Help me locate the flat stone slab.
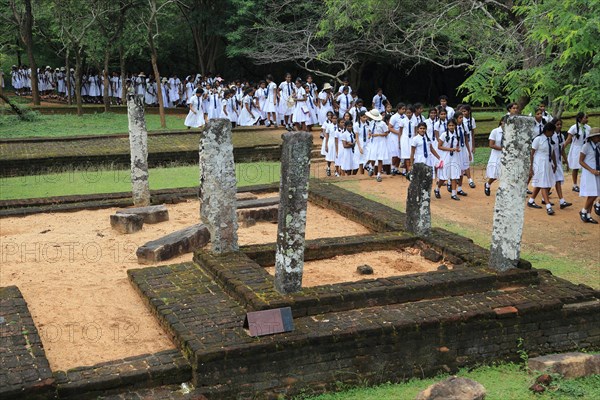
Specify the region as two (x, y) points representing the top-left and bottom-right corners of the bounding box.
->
(528, 352), (600, 378)
(0, 286), (54, 400)
(136, 224), (210, 264)
(237, 204), (279, 223)
(110, 213), (144, 234)
(236, 192), (258, 201)
(116, 204), (169, 224)
(236, 197), (280, 210)
(416, 376), (486, 400)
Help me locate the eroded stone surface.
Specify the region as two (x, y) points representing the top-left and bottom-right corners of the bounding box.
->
(528, 352), (600, 378)
(274, 132), (313, 294)
(489, 116), (535, 271)
(116, 204), (169, 224)
(237, 204), (279, 223)
(199, 119), (238, 253)
(136, 224), (210, 264)
(406, 163), (432, 236)
(110, 213), (144, 234)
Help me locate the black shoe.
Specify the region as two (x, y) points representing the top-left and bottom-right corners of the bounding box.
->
(451, 195), (460, 201)
(457, 190), (468, 196)
(547, 208), (555, 215)
(527, 202), (542, 209)
(326, 168), (331, 177)
(447, 184), (452, 193)
(572, 186), (580, 192)
(434, 189), (441, 199)
(469, 181), (476, 188)
(526, 189), (533, 195)
(579, 211), (588, 222)
(484, 185), (491, 196)
(541, 200), (554, 206)
(594, 203), (600, 216)
(559, 202), (572, 209)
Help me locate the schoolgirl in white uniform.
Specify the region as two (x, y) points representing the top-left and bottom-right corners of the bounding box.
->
(408, 122), (440, 178)
(399, 105), (418, 175)
(255, 80), (268, 122)
(372, 88), (387, 114)
(435, 119), (462, 200)
(461, 105), (477, 188)
(439, 95), (455, 120)
(322, 113), (337, 176)
(304, 83), (319, 129)
(278, 73), (295, 130)
(549, 118), (572, 209)
(305, 75), (317, 98)
(238, 87), (260, 126)
(338, 121), (360, 174)
(578, 130), (600, 223)
(349, 99), (366, 123)
(263, 75), (278, 127)
(354, 111), (371, 174)
(484, 117), (506, 196)
(292, 79), (309, 131)
(336, 86), (353, 119)
(453, 113), (471, 196)
(184, 77), (195, 104)
(527, 122), (558, 215)
(387, 103), (406, 175)
(184, 88), (205, 129)
(321, 111), (334, 154)
(424, 108), (439, 175)
(317, 83), (335, 125)
(564, 112), (591, 192)
(334, 118), (346, 176)
(225, 90), (239, 127)
(365, 109), (389, 182)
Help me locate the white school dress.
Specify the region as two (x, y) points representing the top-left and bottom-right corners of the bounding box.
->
(349, 106), (366, 124)
(354, 121), (371, 165)
(367, 121), (390, 162)
(292, 87), (309, 124)
(306, 94), (319, 125)
(533, 120), (546, 137)
(399, 116), (417, 160)
(567, 123), (591, 169)
(185, 82), (195, 104)
(256, 87), (267, 119)
(486, 127), (503, 180)
(372, 94), (387, 113)
(334, 127), (345, 166)
(426, 118), (439, 154)
(338, 130), (358, 171)
(318, 92), (334, 124)
(463, 116), (476, 162)
(442, 106), (455, 120)
(325, 124), (339, 163)
(88, 75), (100, 97)
(184, 95), (205, 128)
(238, 95), (260, 126)
(531, 135), (556, 189)
(438, 131), (462, 181)
(552, 131), (565, 183)
(206, 92), (221, 119)
(263, 82), (277, 114)
(388, 113), (403, 159)
(161, 83), (170, 107)
(144, 82), (156, 105)
(168, 78), (180, 104)
(225, 97), (238, 124)
(579, 141), (600, 197)
(457, 123), (471, 171)
(336, 93), (353, 119)
(411, 134), (434, 167)
(11, 70), (22, 90)
(278, 81), (295, 116)
(321, 120), (332, 155)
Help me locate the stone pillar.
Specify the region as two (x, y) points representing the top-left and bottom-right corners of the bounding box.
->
(127, 88), (151, 206)
(199, 119), (238, 253)
(405, 163), (432, 236)
(489, 116), (534, 271)
(274, 132), (313, 294)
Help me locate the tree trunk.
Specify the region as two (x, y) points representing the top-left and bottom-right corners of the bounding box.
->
(75, 50), (83, 116)
(23, 0), (39, 106)
(149, 37), (166, 128)
(16, 36), (22, 66)
(119, 45), (127, 104)
(126, 87), (150, 206)
(0, 92), (25, 119)
(103, 49), (111, 112)
(65, 48), (72, 105)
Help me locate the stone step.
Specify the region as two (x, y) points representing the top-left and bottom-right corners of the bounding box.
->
(237, 204), (279, 223)
(110, 213), (144, 234)
(136, 224), (210, 264)
(116, 204), (169, 224)
(236, 197), (280, 210)
(528, 351), (600, 378)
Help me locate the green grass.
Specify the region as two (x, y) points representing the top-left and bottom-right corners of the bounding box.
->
(0, 112), (185, 138)
(0, 162), (280, 200)
(300, 363), (600, 400)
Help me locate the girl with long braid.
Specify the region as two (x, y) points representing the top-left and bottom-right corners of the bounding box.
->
(564, 112), (591, 192)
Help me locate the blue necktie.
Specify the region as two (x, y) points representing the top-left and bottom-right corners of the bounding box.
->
(287, 83), (291, 96)
(459, 127), (465, 147)
(547, 137), (553, 162)
(408, 121), (412, 138)
(379, 96), (382, 108)
(594, 144), (600, 171)
(362, 125), (367, 142)
(556, 132), (563, 161)
(423, 136), (428, 158)
(213, 94), (217, 108)
(450, 136), (455, 156)
(345, 95), (349, 109)
(350, 132), (355, 153)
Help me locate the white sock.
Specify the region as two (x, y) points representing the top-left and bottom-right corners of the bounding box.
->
(546, 203), (552, 210)
(485, 182), (490, 188)
(596, 202), (600, 207)
(469, 178), (473, 183)
(452, 190), (457, 196)
(582, 208), (587, 213)
(528, 198), (534, 203)
(458, 186), (463, 192)
(587, 213), (592, 218)
(377, 173), (381, 177)
(560, 198), (566, 204)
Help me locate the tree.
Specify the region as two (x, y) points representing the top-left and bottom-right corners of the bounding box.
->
(4, 0), (40, 105)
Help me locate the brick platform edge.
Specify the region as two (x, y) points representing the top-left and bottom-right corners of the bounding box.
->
(0, 286), (54, 400)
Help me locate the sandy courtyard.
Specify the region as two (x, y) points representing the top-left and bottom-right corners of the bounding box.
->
(266, 248), (450, 287)
(0, 199), (369, 371)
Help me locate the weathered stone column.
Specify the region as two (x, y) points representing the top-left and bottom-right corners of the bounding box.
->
(489, 116), (534, 271)
(199, 119), (238, 253)
(405, 163), (433, 236)
(274, 132), (313, 294)
(127, 88), (150, 206)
